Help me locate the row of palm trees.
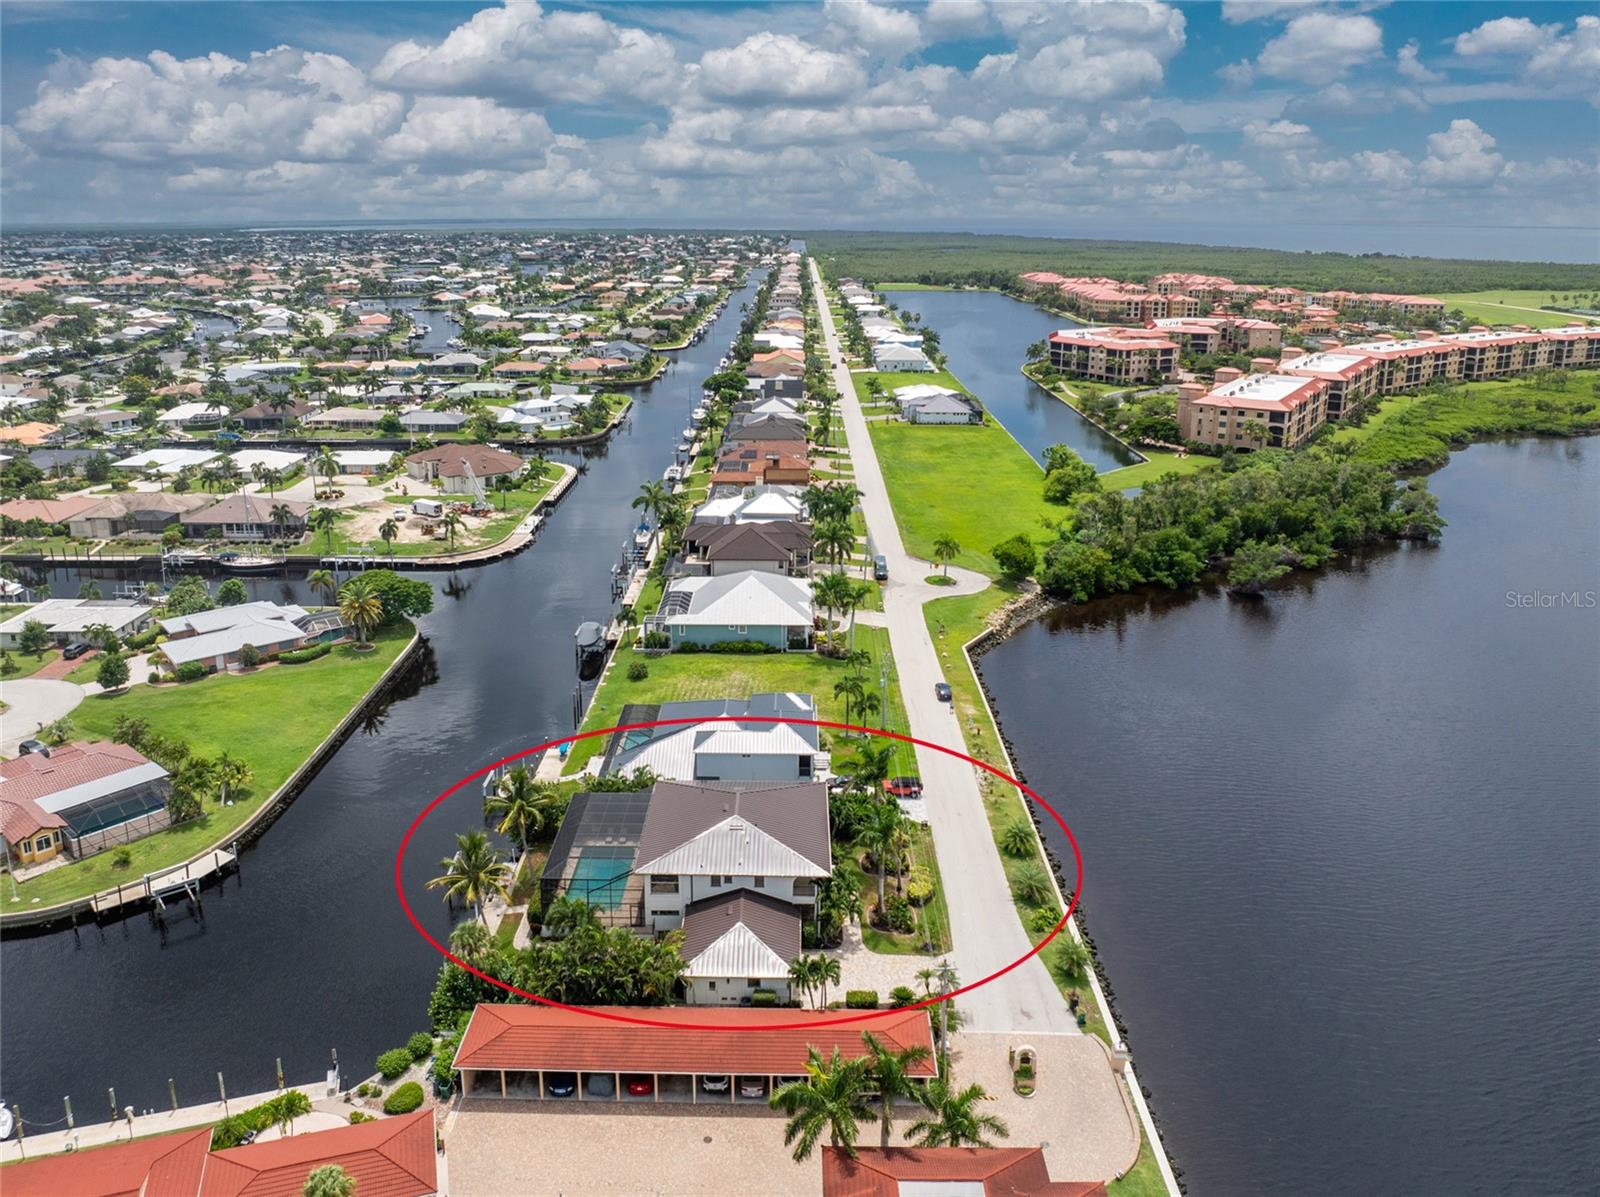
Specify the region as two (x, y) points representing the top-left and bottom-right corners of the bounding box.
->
(426, 766), (563, 923)
(772, 1035), (1007, 1161)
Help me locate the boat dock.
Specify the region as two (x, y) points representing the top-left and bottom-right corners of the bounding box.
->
(89, 848), (237, 918)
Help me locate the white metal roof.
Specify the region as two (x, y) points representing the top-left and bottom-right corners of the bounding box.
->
(635, 815), (827, 878)
(681, 922), (791, 979)
(662, 571), (811, 628)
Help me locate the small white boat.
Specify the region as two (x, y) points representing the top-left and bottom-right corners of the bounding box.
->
(690, 406), (707, 426)
(680, 426), (696, 441)
(0, 1103), (12, 1140)
(676, 440), (692, 454)
(662, 464), (682, 483)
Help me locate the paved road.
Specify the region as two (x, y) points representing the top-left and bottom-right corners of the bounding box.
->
(811, 259), (1075, 1034)
(0, 679), (86, 754)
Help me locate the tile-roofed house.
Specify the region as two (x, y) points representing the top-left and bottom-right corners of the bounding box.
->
(0, 1124), (213, 1197)
(711, 441), (809, 487)
(67, 492), (214, 539)
(404, 444), (524, 494)
(0, 741), (170, 863)
(180, 495), (309, 541)
(453, 1004), (935, 1095)
(820, 1146), (1107, 1197)
(0, 495), (103, 526)
(680, 888), (802, 1003)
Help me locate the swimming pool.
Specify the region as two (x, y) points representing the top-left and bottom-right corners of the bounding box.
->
(567, 847), (634, 910)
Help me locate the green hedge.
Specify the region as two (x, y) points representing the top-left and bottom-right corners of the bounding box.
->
(376, 1047), (413, 1080)
(407, 1032), (434, 1061)
(174, 661), (207, 683)
(278, 643), (332, 665)
(676, 640), (780, 654)
(845, 989), (879, 1009)
(751, 988), (778, 1007)
(382, 1081), (425, 1115)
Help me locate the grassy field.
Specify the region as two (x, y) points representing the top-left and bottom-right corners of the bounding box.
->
(1106, 1135), (1170, 1196)
(1098, 450), (1216, 491)
(1438, 290), (1600, 330)
(561, 624), (906, 775)
(3, 646), (63, 679)
(1335, 370), (1600, 468)
(866, 417), (1058, 576)
(12, 622), (414, 907)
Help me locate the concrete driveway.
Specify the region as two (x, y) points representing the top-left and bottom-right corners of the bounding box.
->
(0, 679), (85, 754)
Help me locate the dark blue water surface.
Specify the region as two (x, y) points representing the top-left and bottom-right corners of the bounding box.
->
(979, 438), (1600, 1195)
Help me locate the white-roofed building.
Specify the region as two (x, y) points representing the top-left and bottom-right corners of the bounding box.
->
(157, 601), (342, 673)
(230, 448), (305, 474)
(0, 599), (154, 649)
(646, 570), (813, 651)
(155, 401), (228, 427)
(691, 486), (806, 526)
(113, 447), (220, 475)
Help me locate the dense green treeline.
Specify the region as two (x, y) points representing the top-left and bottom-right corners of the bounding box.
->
(803, 231), (1598, 294)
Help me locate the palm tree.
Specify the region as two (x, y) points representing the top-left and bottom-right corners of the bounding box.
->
(858, 800), (908, 916)
(770, 1047), (872, 1162)
(812, 571), (855, 649)
(833, 675), (865, 726)
(307, 568), (336, 605)
(441, 511), (464, 549)
(932, 534), (960, 576)
(268, 503), (296, 546)
(309, 506), (339, 553)
(338, 576), (384, 647)
(632, 479), (671, 525)
(814, 517), (855, 567)
(427, 829), (511, 924)
(213, 752), (252, 806)
(302, 1163), (357, 1197)
(483, 765), (556, 852)
(449, 919), (493, 963)
(315, 448), (339, 492)
(378, 516), (400, 557)
(812, 953), (842, 1008)
(788, 955), (820, 1009)
(907, 1077), (1009, 1148)
(861, 1031), (933, 1148)
(845, 740), (895, 796)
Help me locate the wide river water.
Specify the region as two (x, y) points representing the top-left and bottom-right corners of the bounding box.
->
(980, 434), (1599, 1194)
(0, 272), (764, 1119)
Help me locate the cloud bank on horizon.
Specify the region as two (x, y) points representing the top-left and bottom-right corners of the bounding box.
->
(1, 0), (1596, 256)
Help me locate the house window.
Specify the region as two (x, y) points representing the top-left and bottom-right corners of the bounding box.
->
(710, 876), (722, 888)
(747, 979), (760, 988)
(753, 877), (765, 888)
(650, 875), (679, 894)
(708, 981), (717, 992)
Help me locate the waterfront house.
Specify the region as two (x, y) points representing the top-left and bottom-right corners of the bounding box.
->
(236, 395), (312, 430)
(0, 598), (153, 648)
(872, 343), (934, 372)
(400, 407), (471, 434)
(0, 741), (171, 863)
(691, 486), (807, 526)
(599, 694), (821, 784)
(180, 494), (309, 542)
(423, 351), (487, 376)
(723, 413), (807, 444)
(158, 601), (337, 672)
(647, 570), (813, 650)
(303, 405), (385, 432)
(0, 495), (102, 528)
(894, 384), (982, 425)
(680, 888), (803, 1003)
(0, 1108), (437, 1197)
(66, 492), (212, 538)
(678, 520), (811, 576)
(113, 447), (220, 475)
(155, 401), (228, 429)
(452, 1004), (934, 1102)
(711, 442), (809, 488)
(405, 444), (524, 494)
(821, 1147), (1107, 1197)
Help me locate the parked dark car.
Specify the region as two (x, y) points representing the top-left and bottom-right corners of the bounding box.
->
(544, 1072), (577, 1097)
(737, 1078), (767, 1099)
(882, 776), (923, 798)
(584, 1073), (615, 1099)
(625, 1076), (654, 1097)
(16, 740), (49, 757)
(873, 555), (889, 581)
(934, 681), (952, 702)
(61, 642), (92, 660)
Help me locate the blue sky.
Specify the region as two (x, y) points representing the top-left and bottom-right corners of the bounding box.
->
(2, 2), (1596, 260)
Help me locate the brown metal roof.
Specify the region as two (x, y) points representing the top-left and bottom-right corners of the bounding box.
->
(681, 890), (802, 965)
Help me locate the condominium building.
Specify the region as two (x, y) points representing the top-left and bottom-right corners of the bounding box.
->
(1177, 372), (1330, 450)
(1046, 327), (1178, 383)
(1340, 338), (1463, 392)
(1440, 328), (1553, 380)
(1278, 349), (1384, 419)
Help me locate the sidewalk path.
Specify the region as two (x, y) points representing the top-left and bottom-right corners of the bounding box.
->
(811, 259), (1073, 1035)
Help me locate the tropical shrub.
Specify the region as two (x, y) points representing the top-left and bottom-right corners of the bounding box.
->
(238, 642), (262, 668)
(751, 989), (778, 1007)
(1012, 862), (1056, 906)
(1053, 936), (1093, 981)
(905, 867), (934, 905)
(209, 1091), (311, 1149)
(174, 661), (207, 683)
(884, 894), (916, 933)
(845, 989), (879, 1009)
(376, 1047), (413, 1080)
(889, 986), (917, 1008)
(407, 1032), (434, 1061)
(349, 1111), (375, 1124)
(382, 1081), (425, 1115)
(1029, 906), (1062, 935)
(627, 661), (649, 681)
(640, 631), (671, 650)
(676, 640), (778, 654)
(278, 643), (331, 665)
(999, 820), (1036, 858)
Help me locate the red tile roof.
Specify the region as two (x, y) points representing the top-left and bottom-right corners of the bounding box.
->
(0, 1112), (436, 1197)
(0, 741), (157, 806)
(454, 1004), (937, 1077)
(0, 1125), (212, 1197)
(821, 1146), (1107, 1197)
(203, 1109), (436, 1197)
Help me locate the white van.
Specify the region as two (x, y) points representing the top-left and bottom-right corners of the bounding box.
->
(411, 498), (445, 518)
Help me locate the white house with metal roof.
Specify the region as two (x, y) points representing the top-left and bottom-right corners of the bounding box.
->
(647, 570), (813, 650)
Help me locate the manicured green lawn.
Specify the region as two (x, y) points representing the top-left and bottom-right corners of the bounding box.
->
(12, 622), (414, 908)
(839, 822), (952, 955)
(866, 418), (1057, 576)
(1107, 1135), (1170, 1197)
(562, 624), (901, 775)
(2, 647), (62, 679)
(1097, 450), (1216, 491)
(1437, 290), (1599, 330)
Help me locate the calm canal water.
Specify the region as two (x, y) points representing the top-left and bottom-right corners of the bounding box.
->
(980, 438), (1600, 1195)
(881, 287), (1137, 471)
(0, 275), (763, 1118)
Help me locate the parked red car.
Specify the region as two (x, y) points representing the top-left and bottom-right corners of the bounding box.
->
(882, 776), (923, 798)
(625, 1076), (654, 1097)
